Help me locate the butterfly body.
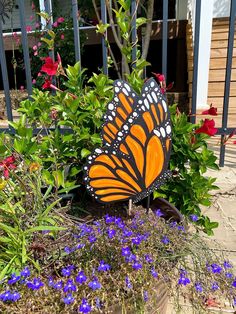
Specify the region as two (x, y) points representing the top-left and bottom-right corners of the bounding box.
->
(84, 79), (172, 204)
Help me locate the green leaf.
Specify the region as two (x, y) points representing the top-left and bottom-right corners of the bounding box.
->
(25, 225), (66, 234)
(81, 148), (91, 159)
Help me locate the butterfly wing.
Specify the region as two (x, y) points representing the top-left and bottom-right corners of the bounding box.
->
(102, 80), (138, 146)
(84, 78), (172, 204)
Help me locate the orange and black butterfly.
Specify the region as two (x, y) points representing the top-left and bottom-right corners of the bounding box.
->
(83, 78), (172, 204)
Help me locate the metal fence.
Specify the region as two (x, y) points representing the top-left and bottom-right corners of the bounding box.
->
(0, 0), (235, 166)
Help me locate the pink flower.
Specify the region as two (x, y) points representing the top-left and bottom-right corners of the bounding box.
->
(34, 51), (38, 56)
(37, 42), (42, 47)
(20, 86), (24, 91)
(30, 15), (34, 21)
(31, 2), (35, 10)
(35, 22), (40, 29)
(37, 72), (42, 77)
(32, 45), (37, 51)
(32, 79), (36, 84)
(52, 21), (58, 28)
(233, 141), (236, 144)
(60, 34), (65, 40)
(0, 155), (17, 179)
(152, 73), (165, 82)
(13, 32), (17, 38)
(57, 17), (65, 24)
(26, 25), (32, 32)
(195, 119), (218, 136)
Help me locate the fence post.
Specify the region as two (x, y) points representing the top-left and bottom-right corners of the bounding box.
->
(131, 0), (137, 67)
(72, 0), (81, 63)
(219, 0), (236, 167)
(18, 0), (33, 97)
(0, 21), (13, 122)
(101, 0), (108, 75)
(190, 0), (201, 124)
(162, 0), (168, 80)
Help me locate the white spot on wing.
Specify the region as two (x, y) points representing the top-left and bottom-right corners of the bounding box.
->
(154, 130), (160, 137)
(144, 99), (149, 109)
(150, 81), (155, 87)
(122, 88), (129, 96)
(124, 83), (131, 92)
(162, 100), (167, 112)
(115, 87), (119, 93)
(147, 94), (153, 103)
(95, 148), (102, 154)
(151, 91), (157, 102)
(108, 103), (114, 110)
(160, 127), (166, 137)
(166, 125), (171, 134)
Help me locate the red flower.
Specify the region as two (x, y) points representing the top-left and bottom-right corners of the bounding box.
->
(228, 129), (236, 139)
(57, 17), (65, 24)
(233, 140), (236, 144)
(42, 77), (52, 89)
(202, 104), (218, 116)
(0, 155), (17, 179)
(152, 72), (165, 82)
(41, 57), (59, 76)
(195, 119), (217, 136)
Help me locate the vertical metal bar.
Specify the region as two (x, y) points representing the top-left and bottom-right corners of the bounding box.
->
(190, 0), (201, 124)
(44, 0), (54, 61)
(101, 0), (108, 75)
(131, 0), (137, 67)
(219, 0), (236, 167)
(0, 21), (13, 122)
(162, 0), (168, 80)
(18, 0), (33, 97)
(72, 0), (81, 63)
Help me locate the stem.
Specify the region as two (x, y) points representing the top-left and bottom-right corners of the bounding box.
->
(141, 0), (154, 60)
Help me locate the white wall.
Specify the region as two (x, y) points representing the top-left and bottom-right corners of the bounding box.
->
(213, 0), (231, 18)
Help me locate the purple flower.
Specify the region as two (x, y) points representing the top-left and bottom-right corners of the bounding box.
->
(105, 214), (114, 224)
(145, 254), (153, 263)
(211, 282), (219, 291)
(178, 271), (190, 286)
(63, 294), (74, 305)
(54, 281), (63, 290)
(224, 261), (232, 269)
(125, 276), (132, 289)
(132, 237), (142, 246)
(161, 236), (170, 245)
(8, 273), (21, 285)
(189, 214), (198, 222)
(226, 272), (233, 279)
(61, 267), (72, 277)
(63, 279), (77, 293)
(76, 243), (85, 249)
(121, 246), (131, 257)
(79, 298), (92, 313)
(107, 228), (116, 239)
(125, 253), (137, 263)
(48, 276), (54, 287)
(132, 261), (142, 270)
(169, 221), (177, 228)
(123, 229), (133, 237)
(11, 291), (21, 302)
(151, 268), (158, 278)
(88, 277), (101, 290)
(177, 225), (185, 232)
(88, 235), (97, 243)
(155, 208), (163, 217)
(0, 290), (12, 302)
(20, 267), (30, 278)
(64, 246), (72, 254)
(211, 263), (222, 274)
(76, 271), (87, 284)
(195, 282), (203, 293)
(98, 260), (110, 272)
(232, 279), (236, 288)
(143, 290), (148, 302)
(27, 278), (44, 290)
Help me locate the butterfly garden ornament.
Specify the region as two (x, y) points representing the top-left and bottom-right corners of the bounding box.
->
(84, 78), (172, 205)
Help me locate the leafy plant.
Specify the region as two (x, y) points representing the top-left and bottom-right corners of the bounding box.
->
(154, 105), (219, 235)
(0, 153), (66, 278)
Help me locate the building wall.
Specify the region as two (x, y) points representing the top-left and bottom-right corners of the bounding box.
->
(213, 0), (231, 18)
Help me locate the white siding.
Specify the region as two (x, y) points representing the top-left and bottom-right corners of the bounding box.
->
(2, 0), (33, 31)
(213, 0), (230, 18)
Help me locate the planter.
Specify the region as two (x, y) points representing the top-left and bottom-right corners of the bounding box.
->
(150, 197), (183, 223)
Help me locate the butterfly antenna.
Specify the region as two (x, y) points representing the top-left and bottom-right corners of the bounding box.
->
(146, 195), (150, 215)
(128, 199), (132, 216)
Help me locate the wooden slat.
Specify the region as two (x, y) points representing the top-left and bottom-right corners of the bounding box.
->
(188, 47), (236, 59)
(189, 82), (236, 97)
(188, 69), (236, 82)
(186, 38), (236, 49)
